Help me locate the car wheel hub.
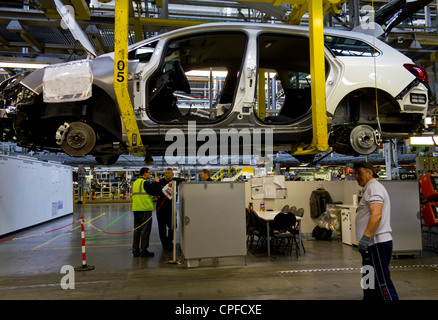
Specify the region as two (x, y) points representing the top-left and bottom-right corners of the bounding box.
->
(61, 121), (96, 156)
(67, 129), (87, 148)
(350, 124), (379, 155)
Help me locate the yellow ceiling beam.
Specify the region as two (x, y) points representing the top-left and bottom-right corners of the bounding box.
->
(287, 2), (308, 25)
(235, 0), (344, 14)
(430, 51), (438, 62)
(40, 0), (90, 20)
(129, 17), (210, 28)
(70, 0), (91, 20)
(235, 0), (345, 25)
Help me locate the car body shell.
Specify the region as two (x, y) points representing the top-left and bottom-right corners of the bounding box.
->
(0, 22), (429, 162)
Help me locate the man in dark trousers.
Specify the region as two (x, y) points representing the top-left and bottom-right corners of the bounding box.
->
(354, 161), (398, 300)
(157, 168), (174, 251)
(131, 167), (168, 258)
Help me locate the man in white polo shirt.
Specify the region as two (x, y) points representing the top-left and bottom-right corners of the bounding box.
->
(354, 161), (398, 300)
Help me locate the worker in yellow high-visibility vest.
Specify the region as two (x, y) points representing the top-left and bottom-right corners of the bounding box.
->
(131, 167), (169, 257)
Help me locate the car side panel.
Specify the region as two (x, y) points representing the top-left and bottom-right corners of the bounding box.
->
(327, 55), (416, 115)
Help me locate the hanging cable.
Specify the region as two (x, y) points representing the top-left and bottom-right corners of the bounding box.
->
(371, 0), (382, 133)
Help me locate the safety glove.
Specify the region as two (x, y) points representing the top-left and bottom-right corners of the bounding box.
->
(358, 234), (371, 255)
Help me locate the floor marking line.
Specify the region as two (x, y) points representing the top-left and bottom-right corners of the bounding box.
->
(88, 211), (130, 241)
(72, 212), (108, 230)
(35, 244), (132, 250)
(0, 280), (110, 291)
(31, 233), (69, 251)
(32, 213), (108, 251)
(278, 264), (438, 274)
(31, 242), (165, 250)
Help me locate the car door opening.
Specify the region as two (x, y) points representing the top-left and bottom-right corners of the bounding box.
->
(146, 32), (247, 124)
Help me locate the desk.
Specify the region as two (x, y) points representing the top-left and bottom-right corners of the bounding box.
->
(254, 210), (303, 256)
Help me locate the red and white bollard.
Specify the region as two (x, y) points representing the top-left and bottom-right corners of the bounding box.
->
(75, 216), (95, 271)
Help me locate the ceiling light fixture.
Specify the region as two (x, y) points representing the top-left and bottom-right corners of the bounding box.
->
(0, 62), (50, 69)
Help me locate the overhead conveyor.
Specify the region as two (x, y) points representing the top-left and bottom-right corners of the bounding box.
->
(238, 0), (345, 155)
(113, 0), (344, 158)
(232, 0), (345, 155)
(114, 0), (212, 159)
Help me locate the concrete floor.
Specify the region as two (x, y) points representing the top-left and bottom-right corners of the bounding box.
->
(1, 203), (437, 301)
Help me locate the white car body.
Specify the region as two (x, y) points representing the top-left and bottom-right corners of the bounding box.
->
(326, 29), (427, 115)
(0, 22), (430, 164)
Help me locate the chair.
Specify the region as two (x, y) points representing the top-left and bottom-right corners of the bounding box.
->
(246, 208), (254, 249)
(281, 205), (289, 212)
(291, 208), (306, 253)
(289, 206), (297, 215)
(271, 212), (299, 258)
(247, 209), (268, 254)
(295, 207), (304, 217)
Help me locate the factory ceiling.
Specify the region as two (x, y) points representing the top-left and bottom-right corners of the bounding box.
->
(0, 0), (437, 70)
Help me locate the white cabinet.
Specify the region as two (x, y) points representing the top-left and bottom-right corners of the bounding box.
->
(179, 181), (247, 267)
(340, 205), (357, 246)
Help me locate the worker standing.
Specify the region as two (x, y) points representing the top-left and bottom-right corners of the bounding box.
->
(131, 167), (166, 258)
(157, 168), (174, 251)
(354, 161), (398, 300)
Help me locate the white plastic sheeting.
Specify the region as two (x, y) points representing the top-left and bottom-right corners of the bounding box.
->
(43, 60), (93, 102)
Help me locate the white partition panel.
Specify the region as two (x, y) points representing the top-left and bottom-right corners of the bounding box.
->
(0, 155), (73, 236)
(380, 181), (422, 253)
(179, 181), (246, 267)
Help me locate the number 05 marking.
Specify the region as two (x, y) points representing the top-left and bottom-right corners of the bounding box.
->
(116, 60), (125, 82)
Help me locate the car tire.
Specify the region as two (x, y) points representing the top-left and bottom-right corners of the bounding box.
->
(95, 154), (120, 165)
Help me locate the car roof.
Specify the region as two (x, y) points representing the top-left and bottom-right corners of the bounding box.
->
(128, 22), (381, 50)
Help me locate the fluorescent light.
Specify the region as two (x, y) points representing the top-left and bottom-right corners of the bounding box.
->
(186, 70), (228, 77)
(409, 136), (435, 146)
(0, 62), (49, 69)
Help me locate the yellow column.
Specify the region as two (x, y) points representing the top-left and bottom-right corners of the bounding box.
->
(114, 0), (146, 156)
(308, 0), (329, 151)
(132, 1), (144, 43)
